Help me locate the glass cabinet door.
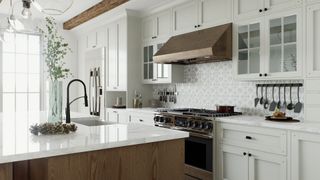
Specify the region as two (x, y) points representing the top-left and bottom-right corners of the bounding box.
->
(237, 23), (261, 75)
(143, 45), (154, 80)
(155, 43), (169, 79)
(269, 15), (297, 73)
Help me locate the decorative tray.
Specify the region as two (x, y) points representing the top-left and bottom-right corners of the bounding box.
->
(265, 116), (300, 122)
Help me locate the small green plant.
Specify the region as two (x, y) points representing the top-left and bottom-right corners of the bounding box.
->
(38, 17), (72, 81)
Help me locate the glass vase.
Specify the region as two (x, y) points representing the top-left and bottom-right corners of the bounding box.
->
(48, 80), (63, 123)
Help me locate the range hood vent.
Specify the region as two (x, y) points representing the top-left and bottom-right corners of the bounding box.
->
(154, 23), (232, 64)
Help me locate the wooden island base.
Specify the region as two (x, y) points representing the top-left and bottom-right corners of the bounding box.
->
(0, 139), (184, 180)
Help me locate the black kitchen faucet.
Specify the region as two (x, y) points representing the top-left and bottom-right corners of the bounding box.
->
(65, 79), (88, 123)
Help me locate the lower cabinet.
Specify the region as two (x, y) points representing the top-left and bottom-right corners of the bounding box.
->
(291, 132), (320, 180)
(128, 111), (155, 126)
(219, 145), (287, 180)
(105, 108), (128, 123)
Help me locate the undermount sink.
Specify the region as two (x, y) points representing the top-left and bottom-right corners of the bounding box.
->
(72, 117), (115, 126)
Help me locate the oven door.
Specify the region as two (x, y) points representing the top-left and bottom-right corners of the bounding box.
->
(185, 135), (213, 172)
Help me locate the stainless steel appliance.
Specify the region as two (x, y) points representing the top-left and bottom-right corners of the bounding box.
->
(154, 108), (242, 180)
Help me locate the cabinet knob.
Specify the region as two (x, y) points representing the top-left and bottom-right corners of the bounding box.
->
(264, 8), (268, 11)
(259, 73), (263, 77)
(264, 73), (268, 77)
(259, 9), (263, 12)
(197, 25), (201, 28)
(248, 153), (252, 157)
(194, 25), (197, 28)
(139, 119), (144, 122)
(243, 152), (247, 156)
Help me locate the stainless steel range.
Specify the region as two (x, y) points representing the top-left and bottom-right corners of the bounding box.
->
(154, 108), (242, 180)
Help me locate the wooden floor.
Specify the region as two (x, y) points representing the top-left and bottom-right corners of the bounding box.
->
(0, 139), (185, 180)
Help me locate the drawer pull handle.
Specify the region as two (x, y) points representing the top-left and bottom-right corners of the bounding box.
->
(139, 119), (144, 122)
(245, 136), (252, 140)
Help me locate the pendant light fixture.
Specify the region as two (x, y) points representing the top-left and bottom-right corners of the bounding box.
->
(32, 0), (73, 15)
(6, 0), (25, 32)
(21, 0), (32, 19)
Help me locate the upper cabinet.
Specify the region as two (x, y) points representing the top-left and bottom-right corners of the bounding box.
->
(306, 3), (320, 78)
(142, 38), (184, 84)
(234, 0), (303, 20)
(86, 27), (106, 49)
(173, 0), (232, 35)
(234, 9), (303, 80)
(106, 18), (127, 91)
(142, 9), (172, 41)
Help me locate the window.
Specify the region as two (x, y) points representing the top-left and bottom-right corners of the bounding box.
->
(1, 32), (42, 112)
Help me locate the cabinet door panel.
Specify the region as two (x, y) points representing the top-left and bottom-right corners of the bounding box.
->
(219, 145), (248, 180)
(96, 28), (106, 48)
(87, 32), (97, 49)
(156, 10), (172, 39)
(248, 150), (287, 180)
(107, 25), (118, 90)
(307, 4), (320, 77)
(265, 0), (302, 14)
(266, 11), (302, 78)
(236, 21), (262, 78)
(199, 0), (232, 28)
(142, 18), (155, 41)
(173, 1), (198, 35)
(234, 0), (264, 20)
(292, 132), (320, 180)
(117, 19), (127, 91)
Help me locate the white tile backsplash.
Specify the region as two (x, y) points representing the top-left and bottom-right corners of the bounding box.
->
(153, 61), (304, 121)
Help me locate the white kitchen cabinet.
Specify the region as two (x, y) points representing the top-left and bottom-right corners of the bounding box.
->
(106, 108), (128, 123)
(234, 0), (302, 20)
(217, 123), (287, 180)
(86, 27), (106, 49)
(306, 3), (320, 77)
(173, 0), (232, 35)
(128, 111), (155, 126)
(142, 9), (172, 41)
(172, 0), (199, 35)
(218, 145), (249, 180)
(106, 19), (127, 91)
(142, 39), (184, 84)
(234, 10), (302, 80)
(292, 132), (320, 180)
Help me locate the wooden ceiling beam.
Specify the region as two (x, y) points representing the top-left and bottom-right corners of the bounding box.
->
(63, 0), (129, 30)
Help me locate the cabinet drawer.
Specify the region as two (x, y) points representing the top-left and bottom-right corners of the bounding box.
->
(217, 123), (287, 155)
(129, 113), (155, 126)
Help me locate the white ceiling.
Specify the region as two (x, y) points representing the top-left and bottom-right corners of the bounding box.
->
(0, 0), (103, 22)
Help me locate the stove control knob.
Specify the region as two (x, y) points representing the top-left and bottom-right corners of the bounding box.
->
(198, 122), (205, 129)
(159, 117), (165, 123)
(204, 123), (213, 130)
(187, 121), (194, 128)
(192, 121), (199, 128)
(154, 116), (160, 122)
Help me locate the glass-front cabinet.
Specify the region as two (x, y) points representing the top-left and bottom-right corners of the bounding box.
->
(234, 10), (302, 80)
(142, 40), (183, 84)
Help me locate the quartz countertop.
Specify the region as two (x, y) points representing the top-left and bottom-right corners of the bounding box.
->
(216, 115), (320, 134)
(0, 111), (188, 164)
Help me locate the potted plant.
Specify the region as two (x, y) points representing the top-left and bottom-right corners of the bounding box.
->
(39, 17), (71, 122)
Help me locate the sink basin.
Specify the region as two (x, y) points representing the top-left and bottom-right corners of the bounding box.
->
(72, 118), (115, 126)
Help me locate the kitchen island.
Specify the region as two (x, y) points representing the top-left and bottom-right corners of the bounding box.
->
(0, 112), (189, 180)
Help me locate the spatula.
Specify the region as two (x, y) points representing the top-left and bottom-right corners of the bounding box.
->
(260, 85), (264, 105)
(254, 86), (260, 107)
(282, 86), (287, 111)
(294, 86), (303, 113)
(269, 85), (277, 111)
(287, 85), (294, 110)
(263, 86), (269, 109)
(276, 86), (282, 109)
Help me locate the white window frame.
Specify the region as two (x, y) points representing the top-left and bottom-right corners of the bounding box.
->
(0, 32), (45, 112)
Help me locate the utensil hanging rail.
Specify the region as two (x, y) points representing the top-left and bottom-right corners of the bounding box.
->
(256, 83), (303, 88)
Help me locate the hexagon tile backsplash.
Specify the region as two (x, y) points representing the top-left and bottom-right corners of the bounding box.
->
(153, 61), (304, 121)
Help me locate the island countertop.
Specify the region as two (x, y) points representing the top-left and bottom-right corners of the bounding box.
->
(0, 111), (189, 164)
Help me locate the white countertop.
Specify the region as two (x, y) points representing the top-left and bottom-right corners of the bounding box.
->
(216, 115), (320, 134)
(0, 111), (188, 164)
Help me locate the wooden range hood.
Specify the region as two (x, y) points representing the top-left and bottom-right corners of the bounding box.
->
(154, 23), (232, 64)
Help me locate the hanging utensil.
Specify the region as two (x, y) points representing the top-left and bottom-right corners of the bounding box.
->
(276, 85), (281, 109)
(269, 85), (277, 111)
(264, 86), (269, 109)
(287, 85), (294, 110)
(254, 86), (260, 107)
(294, 86), (303, 113)
(282, 85), (287, 111)
(260, 85), (264, 105)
